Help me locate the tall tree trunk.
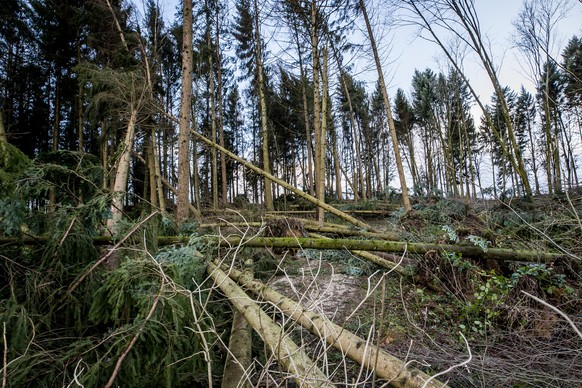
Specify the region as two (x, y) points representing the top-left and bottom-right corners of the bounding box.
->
(317, 40), (330, 223)
(50, 73), (60, 211)
(152, 127), (166, 213)
(331, 127), (343, 200)
(311, 0), (324, 224)
(293, 21), (314, 197)
(337, 70), (361, 202)
(216, 7), (228, 206)
(177, 0), (195, 226)
(408, 0), (532, 197)
(254, 0), (273, 211)
(209, 45), (219, 209)
(359, 0), (411, 211)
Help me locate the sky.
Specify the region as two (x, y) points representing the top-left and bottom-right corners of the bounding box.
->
(387, 1), (582, 103)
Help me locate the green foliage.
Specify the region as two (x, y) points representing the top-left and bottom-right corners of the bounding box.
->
(441, 225), (459, 243)
(25, 150), (103, 206)
(0, 140), (32, 196)
(466, 235), (489, 252)
(441, 253), (572, 338)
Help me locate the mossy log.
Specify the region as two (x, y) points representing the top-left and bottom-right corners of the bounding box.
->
(1, 235), (564, 262)
(221, 264), (444, 388)
(301, 221), (401, 241)
(216, 236), (564, 262)
(207, 262), (334, 387)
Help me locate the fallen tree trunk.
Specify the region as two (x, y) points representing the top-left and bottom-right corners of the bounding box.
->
(207, 262), (333, 387)
(221, 269), (253, 388)
(216, 236), (564, 263)
(220, 263), (444, 388)
(301, 221), (401, 241)
(180, 122), (375, 232)
(1, 235), (564, 262)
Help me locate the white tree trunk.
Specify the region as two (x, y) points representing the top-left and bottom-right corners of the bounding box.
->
(107, 108), (137, 235)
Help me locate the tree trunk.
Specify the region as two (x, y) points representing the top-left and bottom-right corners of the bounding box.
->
(220, 265), (253, 388)
(294, 24), (314, 196)
(207, 262), (333, 387)
(317, 40), (330, 224)
(216, 236), (564, 262)
(311, 0), (324, 223)
(254, 0), (273, 211)
(216, 8), (228, 207)
(209, 41), (219, 209)
(221, 264), (444, 387)
(182, 125), (375, 230)
(177, 0), (195, 226)
(359, 0), (411, 211)
(107, 108), (137, 235)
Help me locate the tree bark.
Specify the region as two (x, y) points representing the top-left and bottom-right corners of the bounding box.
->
(177, 0), (194, 226)
(185, 126), (375, 230)
(221, 264), (443, 387)
(216, 7), (228, 207)
(207, 262), (333, 387)
(107, 108), (137, 235)
(311, 0), (324, 223)
(254, 0), (273, 211)
(216, 236), (565, 262)
(359, 0), (411, 211)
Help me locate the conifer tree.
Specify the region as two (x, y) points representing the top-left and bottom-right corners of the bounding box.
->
(233, 0), (273, 210)
(177, 0), (195, 226)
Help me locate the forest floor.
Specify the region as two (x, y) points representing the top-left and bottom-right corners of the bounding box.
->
(206, 193), (582, 387)
(2, 193), (581, 387)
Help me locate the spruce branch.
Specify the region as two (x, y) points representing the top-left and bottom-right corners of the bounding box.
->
(104, 276), (164, 388)
(67, 211), (159, 295)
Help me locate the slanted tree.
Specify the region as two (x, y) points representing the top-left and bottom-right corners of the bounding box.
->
(514, 0), (572, 193)
(404, 0), (533, 197)
(357, 0), (411, 211)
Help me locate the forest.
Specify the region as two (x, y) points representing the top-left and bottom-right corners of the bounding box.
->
(1, 0), (581, 386)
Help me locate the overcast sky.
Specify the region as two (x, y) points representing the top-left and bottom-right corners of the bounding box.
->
(389, 1), (581, 101)
(136, 0), (581, 104)
(131, 0), (581, 191)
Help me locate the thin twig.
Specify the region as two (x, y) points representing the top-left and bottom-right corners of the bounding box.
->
(0, 317), (35, 378)
(67, 211), (159, 294)
(55, 217), (77, 258)
(521, 291), (582, 340)
(499, 200), (580, 260)
(422, 332), (471, 388)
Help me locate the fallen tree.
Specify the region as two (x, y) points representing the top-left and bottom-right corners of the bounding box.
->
(219, 263), (444, 388)
(176, 118), (377, 231)
(207, 262), (334, 387)
(216, 236), (564, 263)
(1, 235), (564, 263)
